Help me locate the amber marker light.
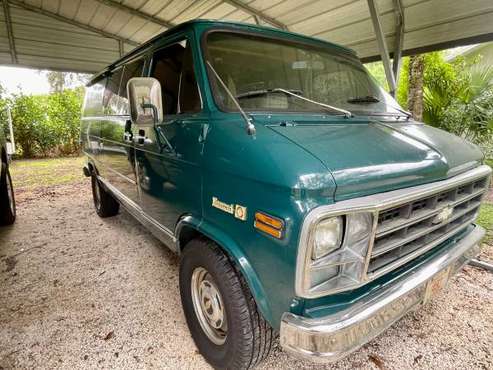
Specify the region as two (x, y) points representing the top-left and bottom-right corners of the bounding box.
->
(254, 212), (284, 239)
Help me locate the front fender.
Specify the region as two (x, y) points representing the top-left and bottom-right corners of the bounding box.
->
(176, 216), (274, 326)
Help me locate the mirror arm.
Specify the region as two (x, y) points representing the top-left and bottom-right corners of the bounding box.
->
(155, 126), (176, 155)
(206, 61), (256, 136)
(142, 103), (159, 124)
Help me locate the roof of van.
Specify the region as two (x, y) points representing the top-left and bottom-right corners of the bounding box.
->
(88, 19), (356, 85)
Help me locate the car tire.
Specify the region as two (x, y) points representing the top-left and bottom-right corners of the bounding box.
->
(0, 163), (16, 225)
(180, 238), (274, 370)
(91, 175), (119, 218)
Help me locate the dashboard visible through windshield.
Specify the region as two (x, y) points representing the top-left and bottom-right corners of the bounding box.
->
(205, 31), (405, 117)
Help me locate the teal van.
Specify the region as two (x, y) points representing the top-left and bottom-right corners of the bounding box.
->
(81, 20), (491, 369)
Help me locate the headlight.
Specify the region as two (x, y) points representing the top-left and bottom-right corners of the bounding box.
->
(312, 217), (343, 260)
(297, 212), (375, 298)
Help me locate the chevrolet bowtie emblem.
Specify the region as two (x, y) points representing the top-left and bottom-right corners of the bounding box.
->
(432, 206), (454, 225)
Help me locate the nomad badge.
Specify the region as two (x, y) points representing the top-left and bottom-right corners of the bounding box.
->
(212, 197), (247, 221)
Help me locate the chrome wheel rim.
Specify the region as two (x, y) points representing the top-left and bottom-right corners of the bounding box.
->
(191, 267), (228, 345)
(6, 172), (14, 214)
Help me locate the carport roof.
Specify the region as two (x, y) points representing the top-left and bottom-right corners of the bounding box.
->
(1, 0), (493, 74)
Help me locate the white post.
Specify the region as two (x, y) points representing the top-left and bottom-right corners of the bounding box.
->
(6, 105), (15, 155)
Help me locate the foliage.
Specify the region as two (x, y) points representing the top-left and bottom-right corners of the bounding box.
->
(46, 87), (85, 156)
(423, 54), (493, 145)
(1, 87), (84, 158)
(364, 58), (410, 108)
(45, 71), (90, 93)
(367, 52), (493, 147)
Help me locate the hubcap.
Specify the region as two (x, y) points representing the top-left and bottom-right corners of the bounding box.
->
(191, 267), (228, 345)
(6, 172), (14, 214)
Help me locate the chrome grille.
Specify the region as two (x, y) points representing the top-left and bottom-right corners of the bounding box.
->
(367, 176), (489, 277)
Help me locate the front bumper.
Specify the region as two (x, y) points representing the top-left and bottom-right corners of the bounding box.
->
(280, 225), (484, 362)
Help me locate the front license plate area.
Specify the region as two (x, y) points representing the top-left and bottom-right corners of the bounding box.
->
(423, 267), (451, 304)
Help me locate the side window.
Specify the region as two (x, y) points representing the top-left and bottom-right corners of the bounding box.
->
(83, 76), (107, 116)
(119, 58), (145, 114)
(179, 44), (201, 113)
(151, 42), (186, 115)
(103, 68), (123, 115)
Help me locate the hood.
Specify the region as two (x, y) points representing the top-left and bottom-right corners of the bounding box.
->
(269, 120), (483, 200)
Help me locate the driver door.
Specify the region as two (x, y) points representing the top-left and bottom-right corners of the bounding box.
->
(134, 38), (204, 231)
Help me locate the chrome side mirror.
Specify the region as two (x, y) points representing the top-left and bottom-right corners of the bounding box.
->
(127, 77), (163, 125)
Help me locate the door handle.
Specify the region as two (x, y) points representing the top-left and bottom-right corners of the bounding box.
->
(123, 132), (133, 143)
(134, 129), (153, 145)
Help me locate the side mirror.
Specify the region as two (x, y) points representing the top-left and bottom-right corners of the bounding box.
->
(127, 77), (163, 125)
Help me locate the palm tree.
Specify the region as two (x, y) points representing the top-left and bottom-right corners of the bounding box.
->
(423, 64), (493, 145)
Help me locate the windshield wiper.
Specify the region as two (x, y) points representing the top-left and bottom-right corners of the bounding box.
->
(207, 61), (256, 136)
(348, 95), (412, 120)
(237, 88), (352, 118)
(236, 89), (303, 99)
(366, 106), (412, 120)
(347, 95), (380, 103)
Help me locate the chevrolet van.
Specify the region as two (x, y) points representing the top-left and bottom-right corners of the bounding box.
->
(81, 20), (491, 369)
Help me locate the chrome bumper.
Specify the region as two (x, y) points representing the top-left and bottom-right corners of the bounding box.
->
(280, 225), (484, 362)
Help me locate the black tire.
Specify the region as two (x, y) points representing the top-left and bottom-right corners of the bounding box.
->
(91, 175), (119, 218)
(0, 163), (16, 225)
(180, 238), (274, 370)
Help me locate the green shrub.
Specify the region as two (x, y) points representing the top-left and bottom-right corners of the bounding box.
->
(2, 87), (84, 158)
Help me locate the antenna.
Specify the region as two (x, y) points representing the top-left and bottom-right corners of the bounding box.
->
(206, 61), (256, 136)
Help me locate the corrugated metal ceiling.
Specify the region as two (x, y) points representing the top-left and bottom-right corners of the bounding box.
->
(0, 0), (492, 73)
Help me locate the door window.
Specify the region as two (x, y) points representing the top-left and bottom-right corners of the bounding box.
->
(151, 43), (186, 115)
(102, 58), (145, 116)
(103, 68), (123, 115)
(119, 58), (146, 114)
(179, 44), (201, 113)
(83, 76), (107, 117)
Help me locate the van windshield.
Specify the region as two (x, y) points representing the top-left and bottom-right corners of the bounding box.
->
(205, 32), (405, 117)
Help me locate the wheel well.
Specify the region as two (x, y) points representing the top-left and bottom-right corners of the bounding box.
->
(87, 161), (98, 175)
(177, 223), (273, 326)
(178, 225), (203, 252)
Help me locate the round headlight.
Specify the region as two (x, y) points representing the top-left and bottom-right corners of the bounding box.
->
(312, 216), (343, 260)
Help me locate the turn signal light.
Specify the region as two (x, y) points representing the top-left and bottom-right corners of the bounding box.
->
(254, 212), (284, 239)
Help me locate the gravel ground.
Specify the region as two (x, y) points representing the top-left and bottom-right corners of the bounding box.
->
(0, 179), (492, 369)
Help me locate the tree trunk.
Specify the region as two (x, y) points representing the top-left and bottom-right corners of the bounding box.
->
(407, 55), (425, 121)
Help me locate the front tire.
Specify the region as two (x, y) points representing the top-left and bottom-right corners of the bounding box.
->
(0, 163), (16, 225)
(180, 239), (274, 370)
(91, 175), (119, 218)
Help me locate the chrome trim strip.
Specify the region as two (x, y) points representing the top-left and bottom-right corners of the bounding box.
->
(295, 165), (491, 298)
(283, 225), (484, 363)
(83, 151), (137, 185)
(96, 175), (178, 253)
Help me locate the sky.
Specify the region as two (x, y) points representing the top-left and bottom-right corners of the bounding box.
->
(0, 66), (52, 95)
(0, 65), (90, 96)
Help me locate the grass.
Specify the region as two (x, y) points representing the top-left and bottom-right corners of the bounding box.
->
(9, 156), (85, 191)
(477, 203), (493, 244)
